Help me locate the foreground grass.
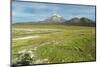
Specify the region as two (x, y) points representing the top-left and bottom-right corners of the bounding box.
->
(12, 24), (96, 64)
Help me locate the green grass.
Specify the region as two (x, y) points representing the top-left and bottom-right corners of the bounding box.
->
(12, 24), (96, 64)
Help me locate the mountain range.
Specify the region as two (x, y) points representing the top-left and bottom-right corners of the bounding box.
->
(13, 14), (96, 27)
(39, 14), (95, 26)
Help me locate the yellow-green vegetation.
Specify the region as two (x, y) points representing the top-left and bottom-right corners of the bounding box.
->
(12, 24), (96, 65)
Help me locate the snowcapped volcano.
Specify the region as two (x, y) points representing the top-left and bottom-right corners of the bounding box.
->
(51, 13), (62, 18)
(44, 13), (66, 23)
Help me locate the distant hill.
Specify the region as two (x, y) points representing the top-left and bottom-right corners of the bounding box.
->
(64, 17), (96, 26)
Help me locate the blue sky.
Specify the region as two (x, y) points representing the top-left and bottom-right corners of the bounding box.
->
(12, 1), (95, 23)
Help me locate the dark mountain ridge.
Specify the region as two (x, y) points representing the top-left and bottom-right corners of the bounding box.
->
(64, 17), (95, 26)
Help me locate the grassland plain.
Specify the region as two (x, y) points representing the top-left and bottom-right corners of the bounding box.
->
(12, 24), (96, 64)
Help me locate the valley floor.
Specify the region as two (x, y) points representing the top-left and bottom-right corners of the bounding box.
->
(12, 24), (96, 65)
